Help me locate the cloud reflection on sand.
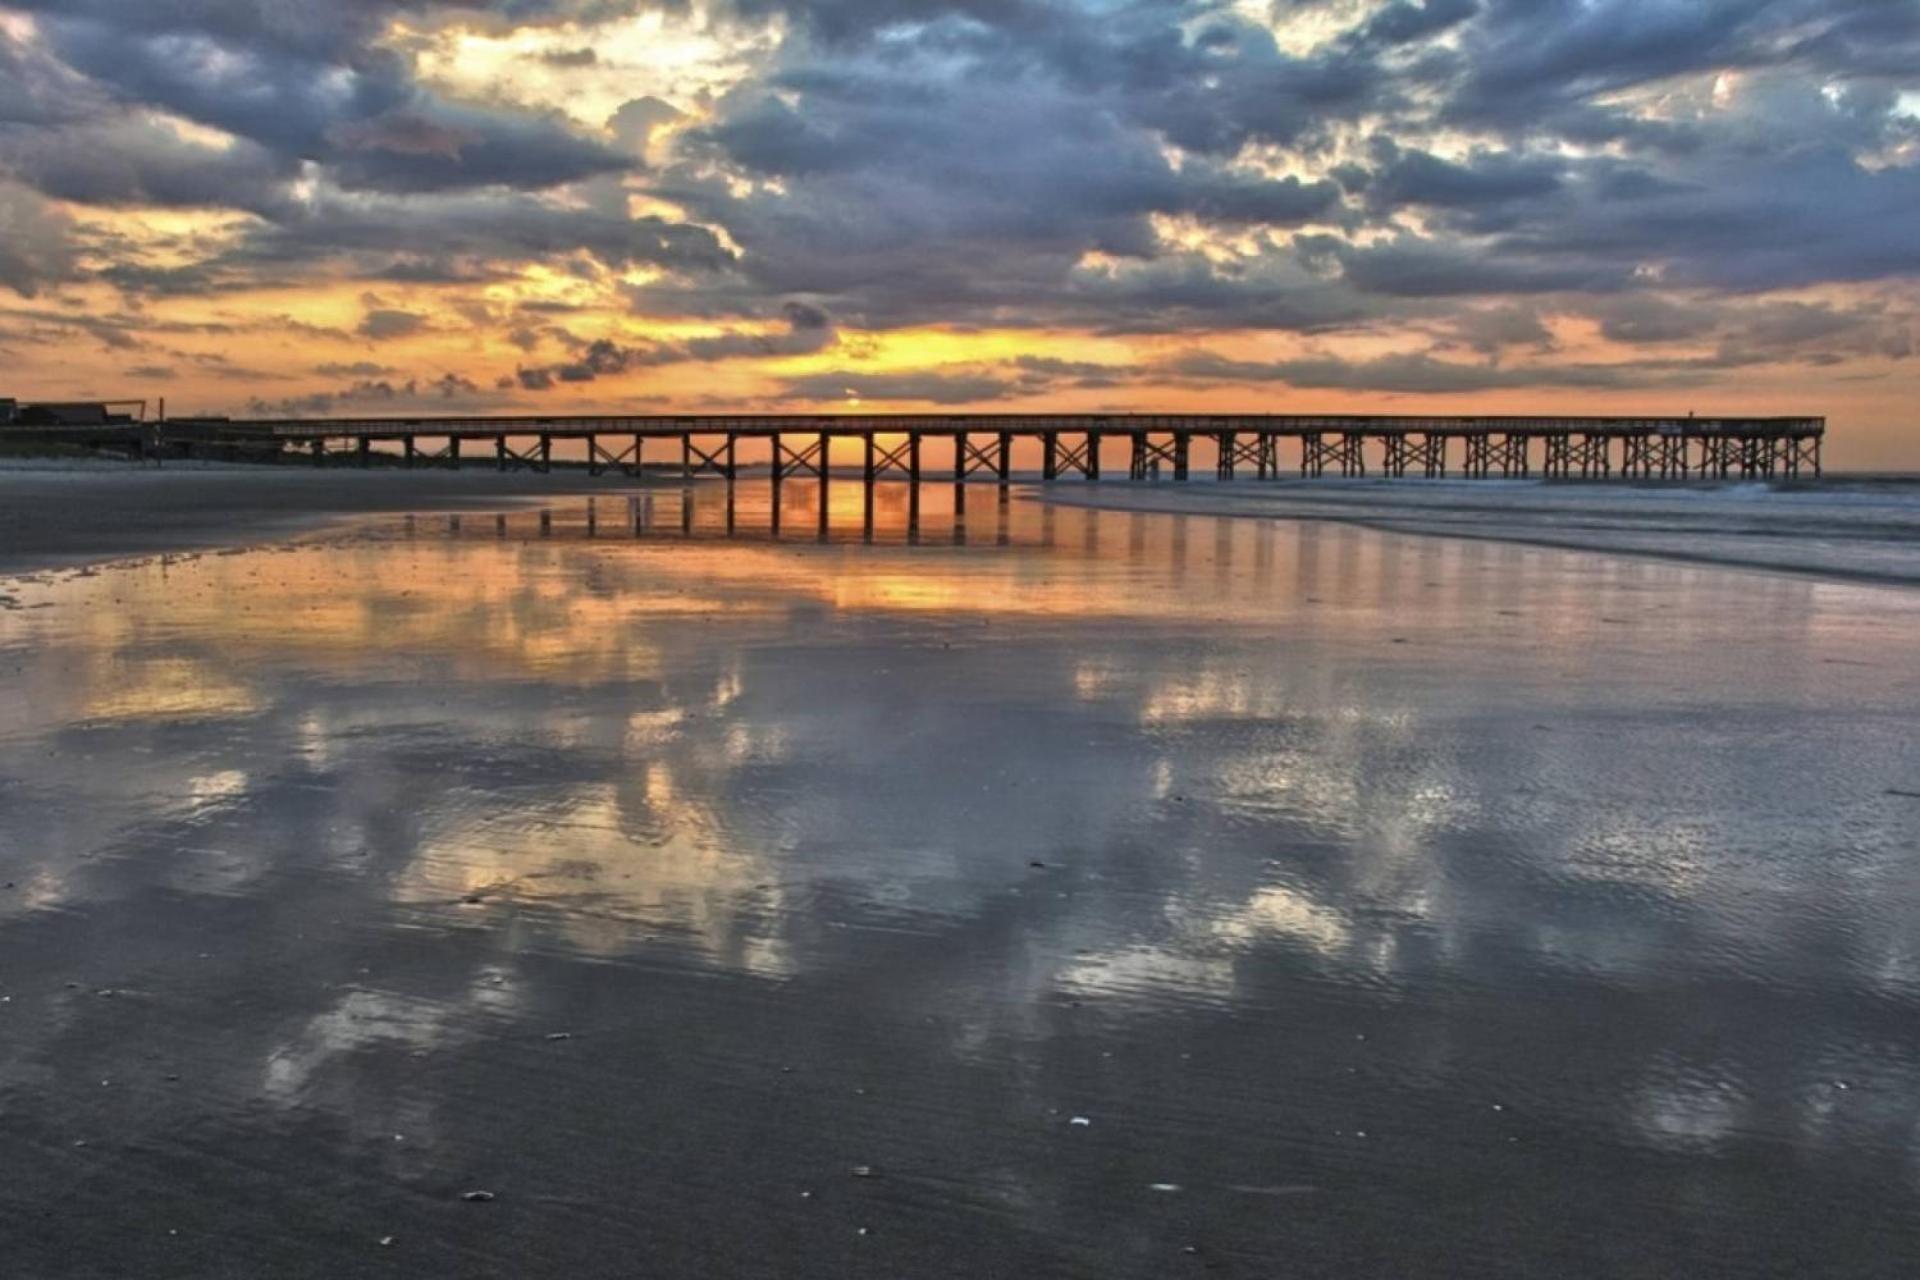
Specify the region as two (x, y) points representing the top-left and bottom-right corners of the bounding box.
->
(0, 482), (1917, 1175)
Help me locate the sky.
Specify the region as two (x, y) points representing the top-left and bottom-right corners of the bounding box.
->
(0, 0), (1916, 467)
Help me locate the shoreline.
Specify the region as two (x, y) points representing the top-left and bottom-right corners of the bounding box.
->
(1030, 477), (1920, 590)
(4, 463), (1916, 590)
(0, 465), (667, 579)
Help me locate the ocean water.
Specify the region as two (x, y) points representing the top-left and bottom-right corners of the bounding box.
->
(0, 479), (1917, 1277)
(1040, 473), (1920, 587)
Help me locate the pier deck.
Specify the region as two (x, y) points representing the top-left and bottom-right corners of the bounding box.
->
(143, 413), (1824, 481)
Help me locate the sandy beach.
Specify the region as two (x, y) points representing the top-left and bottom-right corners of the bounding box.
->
(0, 464), (637, 577)
(3, 473), (1918, 1277)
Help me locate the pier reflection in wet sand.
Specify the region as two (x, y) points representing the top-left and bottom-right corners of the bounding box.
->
(1, 480), (1917, 1278)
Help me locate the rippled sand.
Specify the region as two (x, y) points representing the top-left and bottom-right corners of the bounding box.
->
(2, 479), (1917, 1277)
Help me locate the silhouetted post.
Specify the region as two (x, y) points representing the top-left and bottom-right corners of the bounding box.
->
(540, 434), (551, 472)
(997, 432), (1011, 483)
(1042, 433), (1058, 480)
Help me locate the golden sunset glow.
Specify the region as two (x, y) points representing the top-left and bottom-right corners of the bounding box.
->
(0, 2), (1914, 465)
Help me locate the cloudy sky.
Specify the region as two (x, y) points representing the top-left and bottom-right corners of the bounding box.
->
(1, 1), (1916, 464)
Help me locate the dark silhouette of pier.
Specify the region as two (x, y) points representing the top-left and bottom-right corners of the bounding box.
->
(36, 412), (1824, 481)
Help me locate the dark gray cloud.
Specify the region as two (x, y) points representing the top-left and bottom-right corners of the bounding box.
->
(1354, 138), (1565, 216)
(358, 305), (431, 341)
(0, 1), (735, 306)
(1436, 303), (1556, 355)
(775, 368), (1019, 404)
(11, 1), (631, 193)
(1444, 0), (1920, 129)
(247, 369), (504, 417)
(0, 115), (298, 216)
(1594, 295), (1720, 345)
(0, 180), (80, 297)
(315, 361), (404, 378)
(513, 301), (840, 388)
(608, 96), (682, 154)
(188, 189), (736, 289)
(1160, 349), (1689, 393)
(0, 0), (1913, 403)
(646, 16), (1365, 331)
(1305, 233), (1632, 298)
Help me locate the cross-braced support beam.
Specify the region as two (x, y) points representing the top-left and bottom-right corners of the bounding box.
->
(1048, 432), (1098, 479)
(1543, 434), (1572, 478)
(1620, 434), (1655, 478)
(772, 432), (828, 481)
(1496, 434), (1530, 478)
(1652, 433), (1688, 479)
(954, 432), (1002, 482)
(1216, 431), (1274, 479)
(1381, 433), (1411, 477)
(1789, 433), (1821, 478)
(1382, 433), (1445, 477)
(1696, 436), (1734, 478)
(1129, 432), (1179, 480)
(1413, 433), (1448, 477)
(1574, 434), (1611, 478)
(865, 435), (915, 481)
(1737, 434), (1786, 478)
(406, 435), (462, 469)
(586, 432), (640, 476)
(1336, 432), (1366, 477)
(680, 433), (735, 479)
(496, 434), (549, 472)
(1301, 432), (1345, 478)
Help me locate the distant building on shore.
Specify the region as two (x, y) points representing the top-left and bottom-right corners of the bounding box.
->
(0, 399), (145, 427)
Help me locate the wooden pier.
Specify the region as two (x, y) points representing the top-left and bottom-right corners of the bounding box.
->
(150, 412), (1824, 481)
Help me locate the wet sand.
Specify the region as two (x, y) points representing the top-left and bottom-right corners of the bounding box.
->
(0, 464), (631, 576)
(3, 479), (1919, 1277)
